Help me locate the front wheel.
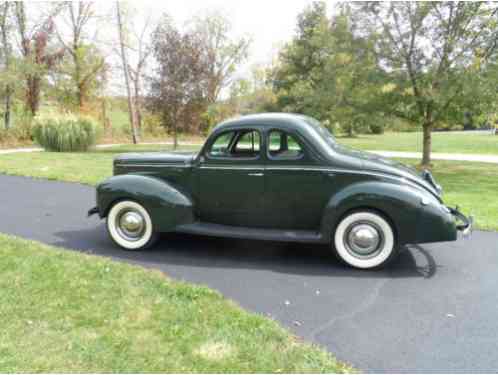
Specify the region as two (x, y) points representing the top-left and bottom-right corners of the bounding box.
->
(106, 200), (159, 250)
(333, 210), (397, 269)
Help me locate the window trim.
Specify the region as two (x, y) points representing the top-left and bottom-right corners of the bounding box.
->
(266, 128), (306, 161)
(205, 128), (263, 161)
(232, 129), (261, 154)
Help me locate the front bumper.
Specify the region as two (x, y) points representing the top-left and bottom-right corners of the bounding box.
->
(448, 206), (473, 237)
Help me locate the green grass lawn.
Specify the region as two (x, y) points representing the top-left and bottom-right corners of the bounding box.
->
(0, 145), (197, 186)
(0, 233), (349, 372)
(399, 159), (498, 231)
(0, 146), (496, 231)
(94, 131), (498, 155)
(338, 131), (498, 155)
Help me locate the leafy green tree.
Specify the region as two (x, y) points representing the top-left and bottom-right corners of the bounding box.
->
(51, 44), (106, 111)
(353, 2), (498, 165)
(192, 11), (251, 104)
(271, 2), (382, 135)
(55, 2), (106, 111)
(319, 8), (383, 136)
(272, 1), (330, 119)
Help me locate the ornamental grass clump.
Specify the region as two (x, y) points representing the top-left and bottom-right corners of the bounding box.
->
(32, 112), (97, 152)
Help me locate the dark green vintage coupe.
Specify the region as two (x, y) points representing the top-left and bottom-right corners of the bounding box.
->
(89, 113), (471, 269)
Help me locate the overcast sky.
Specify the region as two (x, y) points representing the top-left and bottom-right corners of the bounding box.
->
(133, 0), (322, 67)
(88, 0), (339, 94)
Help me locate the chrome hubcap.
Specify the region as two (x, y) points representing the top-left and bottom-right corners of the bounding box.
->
(117, 210), (145, 241)
(346, 223), (381, 257)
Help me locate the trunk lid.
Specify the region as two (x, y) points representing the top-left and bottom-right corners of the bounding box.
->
(335, 145), (441, 199)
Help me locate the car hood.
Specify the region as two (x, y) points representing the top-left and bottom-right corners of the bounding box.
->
(114, 152), (196, 165)
(335, 145), (441, 199)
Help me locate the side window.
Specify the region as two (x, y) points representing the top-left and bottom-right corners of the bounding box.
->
(268, 130), (304, 159)
(233, 130), (260, 157)
(208, 131), (235, 157)
(207, 129), (261, 159)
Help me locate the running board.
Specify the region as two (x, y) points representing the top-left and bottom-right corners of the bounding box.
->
(175, 222), (324, 243)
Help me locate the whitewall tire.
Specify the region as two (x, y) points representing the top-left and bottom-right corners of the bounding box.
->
(333, 211), (396, 269)
(106, 200), (158, 250)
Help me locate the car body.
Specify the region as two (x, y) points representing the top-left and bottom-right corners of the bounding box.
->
(89, 113), (472, 269)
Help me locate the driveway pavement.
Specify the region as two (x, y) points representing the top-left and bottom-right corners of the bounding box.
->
(1, 174), (498, 372)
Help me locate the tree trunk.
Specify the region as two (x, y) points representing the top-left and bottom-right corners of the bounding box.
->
(76, 73), (84, 111)
(421, 103), (434, 166)
(421, 122), (433, 166)
(1, 2), (11, 130)
(4, 86), (11, 130)
(116, 1), (139, 144)
(348, 124), (354, 137)
(101, 98), (110, 137)
(133, 78), (142, 136)
(27, 76), (40, 116)
(173, 119), (178, 150)
(74, 51), (83, 110)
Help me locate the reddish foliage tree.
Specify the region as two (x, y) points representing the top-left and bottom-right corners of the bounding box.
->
(149, 16), (209, 148)
(15, 2), (65, 115)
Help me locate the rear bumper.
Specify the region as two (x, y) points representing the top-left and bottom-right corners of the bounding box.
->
(88, 206), (99, 217)
(449, 206), (473, 237)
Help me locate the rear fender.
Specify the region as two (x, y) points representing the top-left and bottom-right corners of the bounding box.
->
(96, 174), (194, 232)
(320, 181), (423, 245)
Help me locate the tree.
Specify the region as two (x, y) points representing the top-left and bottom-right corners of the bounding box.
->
(0, 1), (13, 129)
(14, 2), (65, 116)
(319, 8), (383, 136)
(271, 2), (382, 135)
(116, 1), (139, 144)
(193, 11), (250, 104)
(272, 1), (331, 118)
(125, 11), (155, 135)
(56, 2), (106, 111)
(149, 15), (208, 149)
(353, 2), (498, 165)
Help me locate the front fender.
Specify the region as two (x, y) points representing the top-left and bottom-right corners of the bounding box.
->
(96, 174), (194, 232)
(320, 181), (424, 245)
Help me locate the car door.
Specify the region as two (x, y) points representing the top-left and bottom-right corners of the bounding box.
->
(263, 128), (331, 230)
(198, 128), (265, 227)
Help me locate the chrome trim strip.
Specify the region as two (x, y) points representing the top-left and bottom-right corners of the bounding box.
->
(199, 164), (403, 179)
(199, 165), (265, 170)
(198, 164), (402, 182)
(265, 166), (438, 197)
(115, 163), (189, 168)
(114, 163), (435, 199)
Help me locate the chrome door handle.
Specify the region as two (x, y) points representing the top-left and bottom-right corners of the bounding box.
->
(248, 172), (264, 177)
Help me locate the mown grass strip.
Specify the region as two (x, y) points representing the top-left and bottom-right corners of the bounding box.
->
(0, 233), (351, 373)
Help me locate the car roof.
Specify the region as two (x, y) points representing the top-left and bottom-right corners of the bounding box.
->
(213, 113), (319, 133)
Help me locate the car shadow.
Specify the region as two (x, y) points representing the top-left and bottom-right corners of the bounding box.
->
(52, 224), (438, 279)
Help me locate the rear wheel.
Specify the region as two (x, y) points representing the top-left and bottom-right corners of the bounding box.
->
(106, 200), (159, 250)
(333, 210), (397, 269)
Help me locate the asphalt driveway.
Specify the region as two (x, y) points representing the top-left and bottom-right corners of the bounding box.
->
(1, 173), (498, 372)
